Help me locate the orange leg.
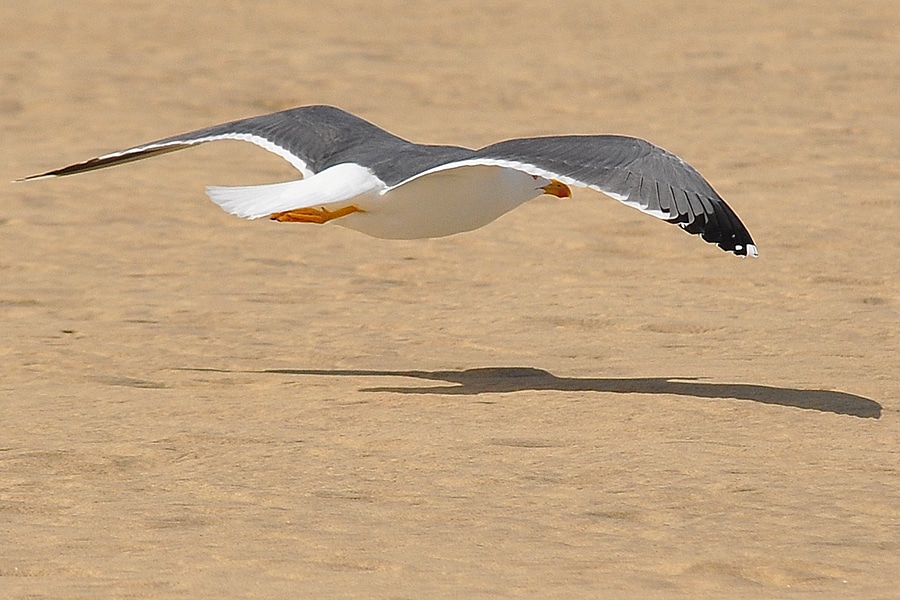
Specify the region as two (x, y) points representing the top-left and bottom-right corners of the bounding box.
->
(269, 205), (363, 224)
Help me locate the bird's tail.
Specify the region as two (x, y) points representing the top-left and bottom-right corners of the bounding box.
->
(205, 180), (309, 219)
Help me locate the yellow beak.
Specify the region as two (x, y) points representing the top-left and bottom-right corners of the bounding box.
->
(540, 179), (572, 198)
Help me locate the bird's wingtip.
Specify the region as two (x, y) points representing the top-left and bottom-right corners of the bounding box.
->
(737, 243), (759, 258)
(13, 172), (55, 183)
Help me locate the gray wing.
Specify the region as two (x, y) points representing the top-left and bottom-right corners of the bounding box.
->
(473, 135), (756, 257)
(19, 105), (474, 185)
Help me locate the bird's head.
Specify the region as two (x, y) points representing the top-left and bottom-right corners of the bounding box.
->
(532, 175), (572, 198)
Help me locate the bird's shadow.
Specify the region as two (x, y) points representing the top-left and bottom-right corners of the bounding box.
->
(248, 366), (881, 418)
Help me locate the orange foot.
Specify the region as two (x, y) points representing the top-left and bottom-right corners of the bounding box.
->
(269, 205), (363, 224)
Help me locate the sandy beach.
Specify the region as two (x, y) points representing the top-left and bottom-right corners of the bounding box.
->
(2, 1), (899, 597)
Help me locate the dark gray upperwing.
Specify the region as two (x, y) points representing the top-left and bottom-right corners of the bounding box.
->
(474, 135), (756, 256)
(219, 105), (474, 184)
(19, 105), (474, 186)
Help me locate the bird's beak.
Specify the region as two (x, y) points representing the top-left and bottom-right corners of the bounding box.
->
(540, 179), (572, 198)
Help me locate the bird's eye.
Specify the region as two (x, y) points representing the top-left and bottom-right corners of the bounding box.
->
(531, 175), (539, 180)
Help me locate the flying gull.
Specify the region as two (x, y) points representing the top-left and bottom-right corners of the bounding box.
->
(20, 105), (757, 257)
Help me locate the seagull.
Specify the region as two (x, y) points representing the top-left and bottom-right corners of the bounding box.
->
(19, 104), (757, 256)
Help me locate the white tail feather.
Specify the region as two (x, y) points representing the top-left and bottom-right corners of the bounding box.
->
(205, 163), (384, 220)
(206, 180), (308, 219)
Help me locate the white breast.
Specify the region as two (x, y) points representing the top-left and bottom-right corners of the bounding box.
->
(337, 166), (546, 239)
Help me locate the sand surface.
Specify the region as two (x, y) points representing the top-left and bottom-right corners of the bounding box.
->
(2, 1), (899, 598)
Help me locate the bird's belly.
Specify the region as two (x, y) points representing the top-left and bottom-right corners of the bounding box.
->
(335, 166), (542, 239)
